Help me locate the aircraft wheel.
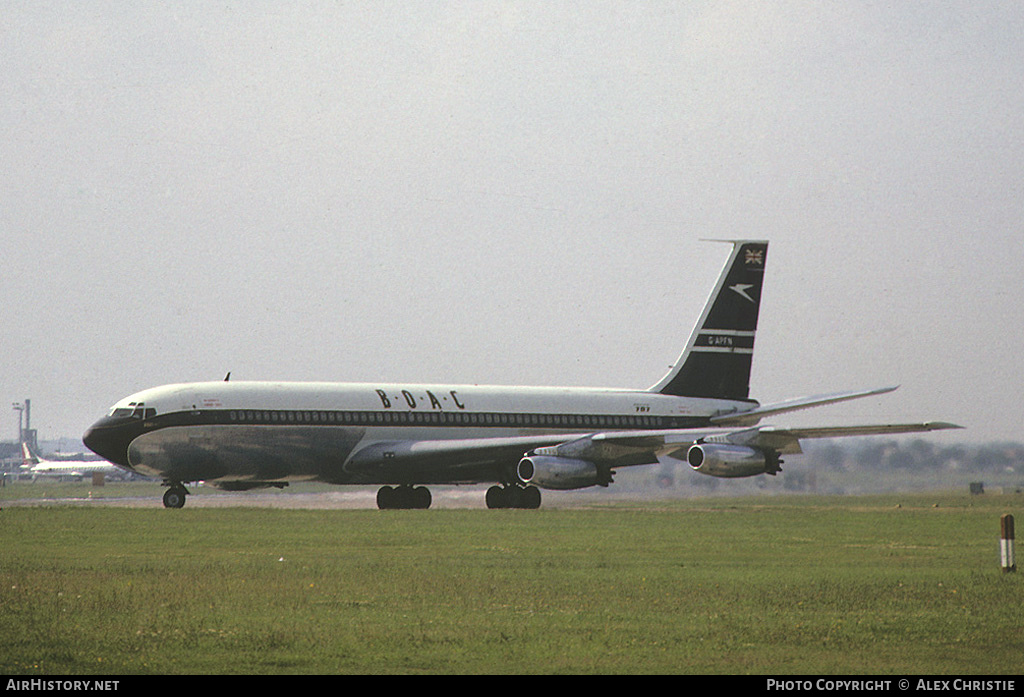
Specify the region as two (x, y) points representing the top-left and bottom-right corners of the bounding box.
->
(377, 486), (432, 510)
(376, 486), (395, 510)
(163, 487), (187, 509)
(485, 485), (505, 509)
(486, 485), (541, 509)
(412, 486), (432, 509)
(520, 485), (542, 510)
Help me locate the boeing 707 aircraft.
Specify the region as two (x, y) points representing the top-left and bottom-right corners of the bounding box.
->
(82, 241), (958, 508)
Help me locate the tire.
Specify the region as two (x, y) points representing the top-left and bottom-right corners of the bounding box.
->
(485, 485), (505, 509)
(163, 488), (186, 509)
(520, 486), (541, 510)
(413, 486), (432, 509)
(376, 486), (395, 509)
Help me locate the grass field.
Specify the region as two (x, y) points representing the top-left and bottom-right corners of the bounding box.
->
(1, 490), (1021, 675)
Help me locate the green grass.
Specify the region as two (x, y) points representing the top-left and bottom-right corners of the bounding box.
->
(1, 492), (1021, 674)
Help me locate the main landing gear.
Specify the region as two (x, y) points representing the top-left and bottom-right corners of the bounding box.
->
(162, 483), (189, 509)
(376, 485), (432, 510)
(374, 484), (543, 509)
(486, 484), (541, 509)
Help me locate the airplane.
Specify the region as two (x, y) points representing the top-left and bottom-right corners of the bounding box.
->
(81, 240), (959, 509)
(20, 440), (127, 479)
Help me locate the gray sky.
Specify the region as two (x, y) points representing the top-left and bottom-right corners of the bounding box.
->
(2, 2), (1022, 445)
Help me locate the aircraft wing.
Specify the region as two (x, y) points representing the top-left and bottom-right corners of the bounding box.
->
(527, 421), (963, 463)
(709, 386), (900, 426)
(343, 421), (961, 482)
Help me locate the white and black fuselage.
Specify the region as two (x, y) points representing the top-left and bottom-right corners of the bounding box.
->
(83, 381), (747, 488)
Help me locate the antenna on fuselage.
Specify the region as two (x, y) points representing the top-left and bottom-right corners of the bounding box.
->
(224, 372), (231, 382)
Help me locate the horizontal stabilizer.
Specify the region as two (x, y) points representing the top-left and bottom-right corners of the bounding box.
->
(709, 386), (900, 426)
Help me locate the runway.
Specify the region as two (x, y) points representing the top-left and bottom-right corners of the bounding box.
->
(0, 486), (638, 510)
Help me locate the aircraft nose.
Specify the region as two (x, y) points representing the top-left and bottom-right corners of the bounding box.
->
(82, 424), (101, 455)
(82, 419), (132, 468)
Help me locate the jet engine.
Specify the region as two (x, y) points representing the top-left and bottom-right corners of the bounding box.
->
(517, 455), (609, 490)
(686, 444), (781, 478)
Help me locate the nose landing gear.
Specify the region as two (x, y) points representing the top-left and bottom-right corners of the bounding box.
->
(162, 483), (189, 509)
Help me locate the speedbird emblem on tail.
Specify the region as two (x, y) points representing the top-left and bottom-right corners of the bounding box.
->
(82, 240), (959, 509)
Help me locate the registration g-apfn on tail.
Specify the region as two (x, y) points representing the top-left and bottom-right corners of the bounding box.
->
(83, 241), (960, 509)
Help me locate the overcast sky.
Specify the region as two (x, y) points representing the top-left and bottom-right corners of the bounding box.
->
(2, 2), (1022, 446)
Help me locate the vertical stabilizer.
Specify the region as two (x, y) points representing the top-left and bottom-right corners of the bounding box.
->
(21, 441), (39, 466)
(650, 240), (767, 400)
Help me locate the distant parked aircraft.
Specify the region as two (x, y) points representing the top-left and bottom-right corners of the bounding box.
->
(21, 441), (126, 479)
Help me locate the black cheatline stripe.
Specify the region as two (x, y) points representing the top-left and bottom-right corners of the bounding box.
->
(150, 409), (711, 431)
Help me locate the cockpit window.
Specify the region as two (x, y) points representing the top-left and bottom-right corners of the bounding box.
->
(110, 403), (157, 419)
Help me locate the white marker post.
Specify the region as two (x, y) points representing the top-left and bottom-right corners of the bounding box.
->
(1001, 514), (1016, 573)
